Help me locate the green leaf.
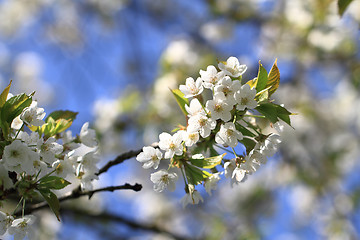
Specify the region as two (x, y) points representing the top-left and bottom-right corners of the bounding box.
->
(256, 61), (268, 93)
(235, 123), (256, 137)
(184, 163), (211, 185)
(256, 102), (292, 126)
(38, 176), (71, 190)
(1, 93), (32, 124)
(338, 0), (354, 16)
(46, 110), (78, 122)
(266, 59), (280, 96)
(190, 153), (225, 169)
(38, 189), (61, 221)
(171, 89), (189, 116)
(239, 138), (257, 154)
(0, 80), (12, 108)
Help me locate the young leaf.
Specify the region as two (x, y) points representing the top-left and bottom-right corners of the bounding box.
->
(246, 78), (257, 89)
(1, 93), (32, 124)
(190, 153), (226, 169)
(38, 176), (71, 190)
(46, 110), (78, 122)
(38, 189), (61, 221)
(256, 61), (268, 93)
(338, 0), (354, 16)
(171, 89), (189, 116)
(0, 80), (12, 108)
(266, 59), (280, 96)
(184, 163), (211, 185)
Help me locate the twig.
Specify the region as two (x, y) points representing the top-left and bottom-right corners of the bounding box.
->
(62, 207), (193, 240)
(96, 142), (158, 176)
(18, 183), (142, 216)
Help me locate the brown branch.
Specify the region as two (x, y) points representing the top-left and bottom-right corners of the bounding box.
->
(18, 183), (142, 216)
(96, 142), (158, 176)
(62, 207), (193, 240)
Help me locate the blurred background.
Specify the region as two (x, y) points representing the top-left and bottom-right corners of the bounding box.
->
(0, 0), (360, 239)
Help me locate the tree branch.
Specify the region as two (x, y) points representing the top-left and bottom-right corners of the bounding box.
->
(18, 183), (142, 216)
(62, 207), (193, 240)
(96, 142), (158, 176)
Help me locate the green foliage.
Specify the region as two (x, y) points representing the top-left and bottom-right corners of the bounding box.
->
(0, 93), (32, 140)
(256, 61), (268, 93)
(171, 89), (189, 116)
(184, 163), (211, 185)
(36, 110), (78, 138)
(190, 153), (225, 169)
(38, 188), (61, 221)
(338, 0), (354, 16)
(38, 176), (71, 190)
(256, 102), (292, 126)
(36, 175), (70, 221)
(266, 59), (280, 97)
(0, 80), (12, 108)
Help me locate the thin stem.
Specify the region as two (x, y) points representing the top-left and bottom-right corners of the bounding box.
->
(215, 144), (234, 154)
(243, 114), (265, 118)
(22, 198), (26, 218)
(180, 165), (188, 186)
(242, 119), (261, 135)
(14, 123), (25, 139)
(12, 197), (24, 215)
(231, 147), (238, 158)
(35, 169), (56, 183)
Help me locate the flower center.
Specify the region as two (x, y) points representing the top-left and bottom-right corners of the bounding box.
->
(189, 133), (197, 140)
(214, 104), (223, 112)
(198, 118), (206, 127)
(241, 97), (248, 105)
(160, 174), (169, 184)
(169, 143), (176, 151)
(151, 155), (158, 161)
(10, 150), (20, 158)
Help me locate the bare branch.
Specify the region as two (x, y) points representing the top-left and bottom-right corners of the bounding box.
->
(18, 183), (142, 216)
(96, 142), (158, 176)
(62, 207), (194, 240)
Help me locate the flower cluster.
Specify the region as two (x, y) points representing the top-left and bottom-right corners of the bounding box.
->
(0, 83), (99, 240)
(137, 57), (292, 207)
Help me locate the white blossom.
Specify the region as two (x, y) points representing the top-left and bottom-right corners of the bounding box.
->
(80, 122), (98, 147)
(180, 190), (204, 208)
(199, 65), (225, 89)
(76, 151), (100, 191)
(218, 56), (247, 78)
(185, 98), (206, 117)
(258, 134), (281, 157)
(11, 116), (23, 130)
(204, 173), (221, 195)
(8, 215), (36, 240)
(150, 169), (178, 192)
(215, 122), (243, 148)
(37, 137), (63, 164)
(2, 140), (36, 174)
(136, 146), (163, 169)
(187, 114), (216, 138)
(0, 211), (13, 236)
(179, 77), (204, 98)
(206, 92), (232, 122)
(158, 132), (183, 159)
(224, 158), (247, 186)
(20, 101), (45, 127)
(234, 84), (257, 111)
(214, 77), (241, 105)
(181, 130), (200, 147)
